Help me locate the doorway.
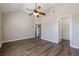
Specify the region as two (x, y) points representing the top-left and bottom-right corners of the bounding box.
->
(58, 15), (71, 43)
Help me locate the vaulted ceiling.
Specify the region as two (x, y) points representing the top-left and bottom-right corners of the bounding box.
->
(0, 3), (56, 13)
(0, 3), (24, 13)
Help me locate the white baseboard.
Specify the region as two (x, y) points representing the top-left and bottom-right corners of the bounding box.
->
(2, 36), (34, 43)
(2, 37), (79, 50)
(41, 38), (58, 44)
(41, 38), (79, 49)
(70, 45), (79, 49)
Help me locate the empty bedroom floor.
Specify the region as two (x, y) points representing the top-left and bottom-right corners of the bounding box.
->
(0, 38), (79, 56)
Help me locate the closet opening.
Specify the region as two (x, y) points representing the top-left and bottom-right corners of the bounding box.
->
(58, 15), (71, 43)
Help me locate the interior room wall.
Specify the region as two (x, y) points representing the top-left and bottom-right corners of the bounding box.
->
(0, 12), (2, 47)
(41, 11), (58, 43)
(71, 14), (79, 49)
(41, 3), (79, 48)
(2, 11), (34, 43)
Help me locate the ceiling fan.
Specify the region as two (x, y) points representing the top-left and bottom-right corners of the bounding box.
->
(26, 3), (46, 18)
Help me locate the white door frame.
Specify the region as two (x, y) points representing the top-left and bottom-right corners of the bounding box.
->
(57, 15), (72, 43)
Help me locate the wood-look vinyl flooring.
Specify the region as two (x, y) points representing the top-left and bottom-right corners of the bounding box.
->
(0, 38), (79, 56)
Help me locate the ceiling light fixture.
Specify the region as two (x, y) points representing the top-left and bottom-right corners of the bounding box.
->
(33, 12), (39, 16)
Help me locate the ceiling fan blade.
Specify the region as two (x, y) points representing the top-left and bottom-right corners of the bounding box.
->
(29, 13), (33, 16)
(34, 9), (45, 16)
(38, 12), (46, 15)
(26, 8), (34, 12)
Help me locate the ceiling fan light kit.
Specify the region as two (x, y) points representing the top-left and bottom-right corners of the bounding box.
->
(33, 12), (39, 16)
(27, 3), (46, 18)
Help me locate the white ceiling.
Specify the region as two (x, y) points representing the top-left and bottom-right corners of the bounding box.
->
(0, 3), (24, 13)
(0, 3), (56, 13)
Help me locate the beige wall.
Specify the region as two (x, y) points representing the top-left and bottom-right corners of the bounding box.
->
(2, 11), (34, 42)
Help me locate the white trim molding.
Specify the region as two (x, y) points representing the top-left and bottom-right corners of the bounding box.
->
(2, 36), (34, 43)
(70, 45), (79, 49)
(41, 38), (58, 44)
